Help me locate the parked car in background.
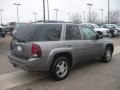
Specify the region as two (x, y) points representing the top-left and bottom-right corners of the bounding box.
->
(8, 23), (114, 80)
(4, 22), (27, 35)
(82, 23), (111, 37)
(103, 24), (120, 36)
(12, 23), (29, 36)
(4, 22), (16, 34)
(101, 24), (118, 37)
(0, 25), (6, 38)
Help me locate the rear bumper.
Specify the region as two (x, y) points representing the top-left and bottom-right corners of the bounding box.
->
(8, 53), (49, 72)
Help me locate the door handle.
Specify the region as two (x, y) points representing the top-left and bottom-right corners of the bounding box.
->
(67, 45), (72, 47)
(85, 43), (90, 45)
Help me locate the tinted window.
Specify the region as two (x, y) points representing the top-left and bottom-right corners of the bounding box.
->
(9, 22), (16, 25)
(106, 25), (114, 28)
(66, 25), (81, 40)
(116, 25), (120, 28)
(13, 24), (39, 42)
(102, 25), (107, 28)
(81, 26), (97, 40)
(13, 24), (62, 42)
(36, 24), (62, 41)
(91, 24), (100, 28)
(0, 28), (2, 31)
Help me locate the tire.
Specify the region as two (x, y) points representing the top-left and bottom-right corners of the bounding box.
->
(50, 56), (70, 81)
(118, 31), (120, 37)
(101, 47), (112, 63)
(112, 34), (115, 37)
(1, 34), (5, 38)
(108, 33), (112, 38)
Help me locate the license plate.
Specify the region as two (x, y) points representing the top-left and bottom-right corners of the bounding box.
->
(17, 46), (22, 52)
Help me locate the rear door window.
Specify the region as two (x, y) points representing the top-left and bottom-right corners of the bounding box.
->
(35, 24), (62, 41)
(66, 25), (81, 40)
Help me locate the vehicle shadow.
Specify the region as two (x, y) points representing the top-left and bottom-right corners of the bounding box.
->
(71, 59), (102, 71)
(8, 59), (113, 90)
(37, 59), (103, 81)
(38, 59), (103, 81)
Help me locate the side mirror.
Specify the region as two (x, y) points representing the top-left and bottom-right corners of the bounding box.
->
(96, 31), (103, 39)
(91, 26), (95, 29)
(113, 26), (116, 29)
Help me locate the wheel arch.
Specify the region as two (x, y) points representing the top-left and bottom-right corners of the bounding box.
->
(106, 44), (114, 53)
(49, 52), (73, 71)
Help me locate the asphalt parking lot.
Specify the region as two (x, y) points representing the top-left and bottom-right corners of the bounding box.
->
(0, 36), (120, 90)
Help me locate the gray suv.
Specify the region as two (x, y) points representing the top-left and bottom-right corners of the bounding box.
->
(8, 23), (114, 80)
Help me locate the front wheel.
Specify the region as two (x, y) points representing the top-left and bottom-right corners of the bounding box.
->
(108, 33), (112, 38)
(50, 57), (70, 81)
(118, 31), (120, 36)
(101, 47), (112, 62)
(1, 34), (5, 38)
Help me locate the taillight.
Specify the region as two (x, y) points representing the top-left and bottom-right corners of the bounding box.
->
(32, 44), (42, 58)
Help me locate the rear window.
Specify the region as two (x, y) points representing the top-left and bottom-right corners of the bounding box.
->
(13, 24), (62, 42)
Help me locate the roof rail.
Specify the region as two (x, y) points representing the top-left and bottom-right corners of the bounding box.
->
(33, 20), (81, 24)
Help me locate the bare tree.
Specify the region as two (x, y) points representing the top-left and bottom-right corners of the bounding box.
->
(86, 11), (99, 23)
(71, 13), (82, 24)
(105, 10), (120, 24)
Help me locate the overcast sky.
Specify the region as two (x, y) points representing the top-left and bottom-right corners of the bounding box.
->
(0, 0), (120, 23)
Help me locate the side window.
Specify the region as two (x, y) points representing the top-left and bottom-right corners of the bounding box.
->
(81, 26), (97, 40)
(36, 24), (62, 41)
(112, 25), (116, 28)
(66, 25), (81, 40)
(101, 25), (105, 28)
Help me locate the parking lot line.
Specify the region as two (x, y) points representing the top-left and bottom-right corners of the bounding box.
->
(0, 46), (120, 90)
(0, 71), (47, 90)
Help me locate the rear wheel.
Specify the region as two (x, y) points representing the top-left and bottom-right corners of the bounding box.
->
(101, 47), (112, 62)
(50, 56), (70, 81)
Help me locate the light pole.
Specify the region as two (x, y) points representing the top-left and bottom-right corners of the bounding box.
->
(43, 0), (46, 22)
(13, 3), (21, 23)
(33, 13), (38, 22)
(82, 11), (86, 23)
(67, 12), (70, 22)
(0, 9), (4, 25)
(54, 9), (59, 21)
(47, 0), (50, 21)
(108, 0), (110, 24)
(100, 9), (104, 24)
(87, 3), (93, 23)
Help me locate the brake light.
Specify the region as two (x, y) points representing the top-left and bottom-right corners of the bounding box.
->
(32, 44), (42, 58)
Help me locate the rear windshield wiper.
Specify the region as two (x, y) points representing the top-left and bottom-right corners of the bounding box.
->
(12, 36), (26, 42)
